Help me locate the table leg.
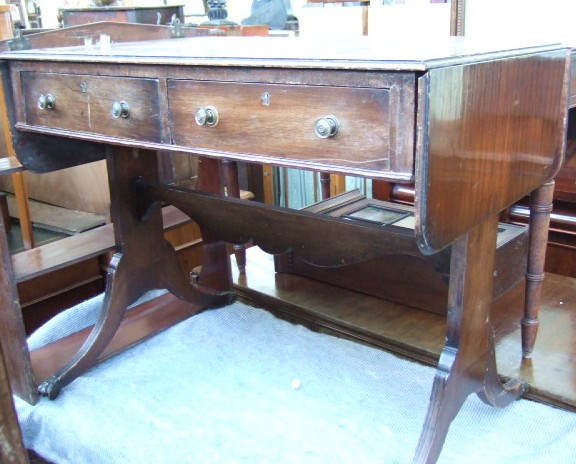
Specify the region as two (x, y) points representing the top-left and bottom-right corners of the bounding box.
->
(320, 172), (331, 200)
(0, 210), (36, 405)
(522, 180), (554, 358)
(0, 342), (29, 464)
(195, 157), (236, 290)
(413, 214), (527, 463)
(222, 159), (247, 274)
(37, 148), (234, 399)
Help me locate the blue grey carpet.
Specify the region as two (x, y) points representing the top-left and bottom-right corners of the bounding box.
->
(14, 293), (576, 463)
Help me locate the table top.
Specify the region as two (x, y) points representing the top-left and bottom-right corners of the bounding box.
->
(0, 36), (565, 71)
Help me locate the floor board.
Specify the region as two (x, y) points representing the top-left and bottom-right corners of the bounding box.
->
(4, 193), (106, 235)
(232, 247), (576, 412)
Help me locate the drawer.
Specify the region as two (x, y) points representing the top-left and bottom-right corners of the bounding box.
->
(21, 72), (162, 142)
(167, 80), (413, 176)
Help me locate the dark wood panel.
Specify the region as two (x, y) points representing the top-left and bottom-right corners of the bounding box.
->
(545, 238), (576, 277)
(21, 275), (104, 335)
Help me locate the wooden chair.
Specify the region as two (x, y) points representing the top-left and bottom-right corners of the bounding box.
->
(0, 11), (34, 250)
(0, 162), (34, 250)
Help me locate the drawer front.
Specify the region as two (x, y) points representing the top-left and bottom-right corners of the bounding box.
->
(168, 80), (409, 176)
(21, 72), (162, 142)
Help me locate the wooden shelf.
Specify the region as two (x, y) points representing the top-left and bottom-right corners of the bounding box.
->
(12, 205), (191, 283)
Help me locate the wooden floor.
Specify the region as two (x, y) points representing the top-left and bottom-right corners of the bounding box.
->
(232, 247), (576, 412)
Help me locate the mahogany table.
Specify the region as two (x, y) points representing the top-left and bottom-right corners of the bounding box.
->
(0, 36), (570, 463)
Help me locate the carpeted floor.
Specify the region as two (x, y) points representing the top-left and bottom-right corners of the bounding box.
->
(14, 293), (576, 464)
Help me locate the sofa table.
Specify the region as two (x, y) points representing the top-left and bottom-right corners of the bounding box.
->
(0, 36), (570, 463)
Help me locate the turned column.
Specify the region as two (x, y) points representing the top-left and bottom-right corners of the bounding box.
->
(521, 180), (555, 358)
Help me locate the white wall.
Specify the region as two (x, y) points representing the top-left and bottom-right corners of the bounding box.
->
(35, 0), (576, 45)
(465, 0), (576, 46)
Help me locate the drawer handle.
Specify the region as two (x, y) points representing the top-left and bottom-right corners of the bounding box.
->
(111, 101), (131, 119)
(38, 94), (55, 110)
(195, 106), (219, 127)
(315, 116), (339, 139)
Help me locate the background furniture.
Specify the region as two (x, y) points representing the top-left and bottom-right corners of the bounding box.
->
(61, 4), (185, 28)
(0, 9), (34, 250)
(275, 190), (529, 316)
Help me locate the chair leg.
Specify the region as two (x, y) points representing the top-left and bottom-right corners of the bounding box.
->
(320, 172), (331, 200)
(12, 171), (34, 250)
(0, 192), (10, 231)
(521, 180), (554, 358)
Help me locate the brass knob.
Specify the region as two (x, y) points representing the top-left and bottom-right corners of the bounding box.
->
(38, 94), (55, 110)
(111, 101), (130, 119)
(314, 115), (339, 139)
(195, 106), (219, 126)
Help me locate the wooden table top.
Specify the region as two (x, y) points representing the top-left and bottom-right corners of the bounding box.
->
(0, 35), (566, 71)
